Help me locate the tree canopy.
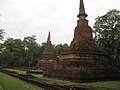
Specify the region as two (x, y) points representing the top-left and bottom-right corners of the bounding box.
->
(93, 9), (120, 68)
(0, 34), (69, 68)
(0, 36), (42, 67)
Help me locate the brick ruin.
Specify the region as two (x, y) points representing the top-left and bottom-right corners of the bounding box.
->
(37, 0), (120, 82)
(36, 31), (56, 70)
(43, 0), (117, 82)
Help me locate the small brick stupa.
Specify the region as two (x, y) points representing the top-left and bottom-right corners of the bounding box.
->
(44, 0), (111, 82)
(36, 31), (56, 70)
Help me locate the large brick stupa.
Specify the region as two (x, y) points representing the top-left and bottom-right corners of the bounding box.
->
(44, 0), (112, 82)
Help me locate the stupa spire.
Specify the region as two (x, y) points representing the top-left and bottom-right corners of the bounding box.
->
(77, 0), (88, 18)
(47, 31), (51, 41)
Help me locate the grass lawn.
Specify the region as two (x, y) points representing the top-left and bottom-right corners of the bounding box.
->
(0, 72), (42, 90)
(6, 69), (43, 74)
(82, 81), (120, 90)
(6, 69), (26, 74)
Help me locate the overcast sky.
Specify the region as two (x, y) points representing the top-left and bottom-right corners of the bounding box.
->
(0, 0), (120, 45)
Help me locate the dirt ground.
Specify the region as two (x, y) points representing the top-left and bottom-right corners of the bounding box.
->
(0, 86), (4, 90)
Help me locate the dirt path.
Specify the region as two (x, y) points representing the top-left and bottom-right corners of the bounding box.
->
(0, 86), (4, 90)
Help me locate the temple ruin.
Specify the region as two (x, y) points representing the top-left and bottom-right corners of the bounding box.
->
(36, 31), (56, 70)
(43, 0), (113, 82)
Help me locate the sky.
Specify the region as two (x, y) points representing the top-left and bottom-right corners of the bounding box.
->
(0, 0), (120, 45)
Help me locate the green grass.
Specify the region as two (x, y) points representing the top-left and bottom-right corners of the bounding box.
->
(6, 69), (26, 74)
(0, 72), (42, 90)
(6, 69), (43, 74)
(82, 81), (120, 90)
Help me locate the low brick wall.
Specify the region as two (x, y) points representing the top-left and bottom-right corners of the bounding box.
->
(44, 68), (120, 82)
(26, 71), (43, 74)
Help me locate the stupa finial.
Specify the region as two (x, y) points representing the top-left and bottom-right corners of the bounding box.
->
(77, 0), (88, 18)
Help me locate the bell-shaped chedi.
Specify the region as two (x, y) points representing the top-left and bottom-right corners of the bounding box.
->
(60, 0), (102, 62)
(36, 31), (56, 70)
(44, 0), (111, 82)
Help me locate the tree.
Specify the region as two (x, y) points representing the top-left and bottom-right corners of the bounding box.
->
(0, 36), (42, 67)
(23, 35), (41, 66)
(0, 29), (5, 64)
(52, 43), (69, 57)
(0, 38), (25, 67)
(0, 33), (69, 68)
(0, 29), (5, 41)
(93, 9), (120, 68)
(0, 49), (13, 67)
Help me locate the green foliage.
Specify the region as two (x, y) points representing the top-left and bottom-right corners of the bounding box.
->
(0, 49), (13, 67)
(0, 34), (69, 68)
(0, 29), (5, 64)
(0, 38), (25, 67)
(23, 35), (41, 66)
(0, 29), (5, 41)
(0, 72), (41, 90)
(0, 36), (42, 67)
(52, 43), (69, 57)
(93, 9), (120, 67)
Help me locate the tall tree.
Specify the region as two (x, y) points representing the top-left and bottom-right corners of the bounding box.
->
(0, 29), (5, 64)
(0, 36), (42, 67)
(0, 49), (13, 67)
(93, 9), (120, 67)
(0, 38), (25, 67)
(23, 35), (41, 66)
